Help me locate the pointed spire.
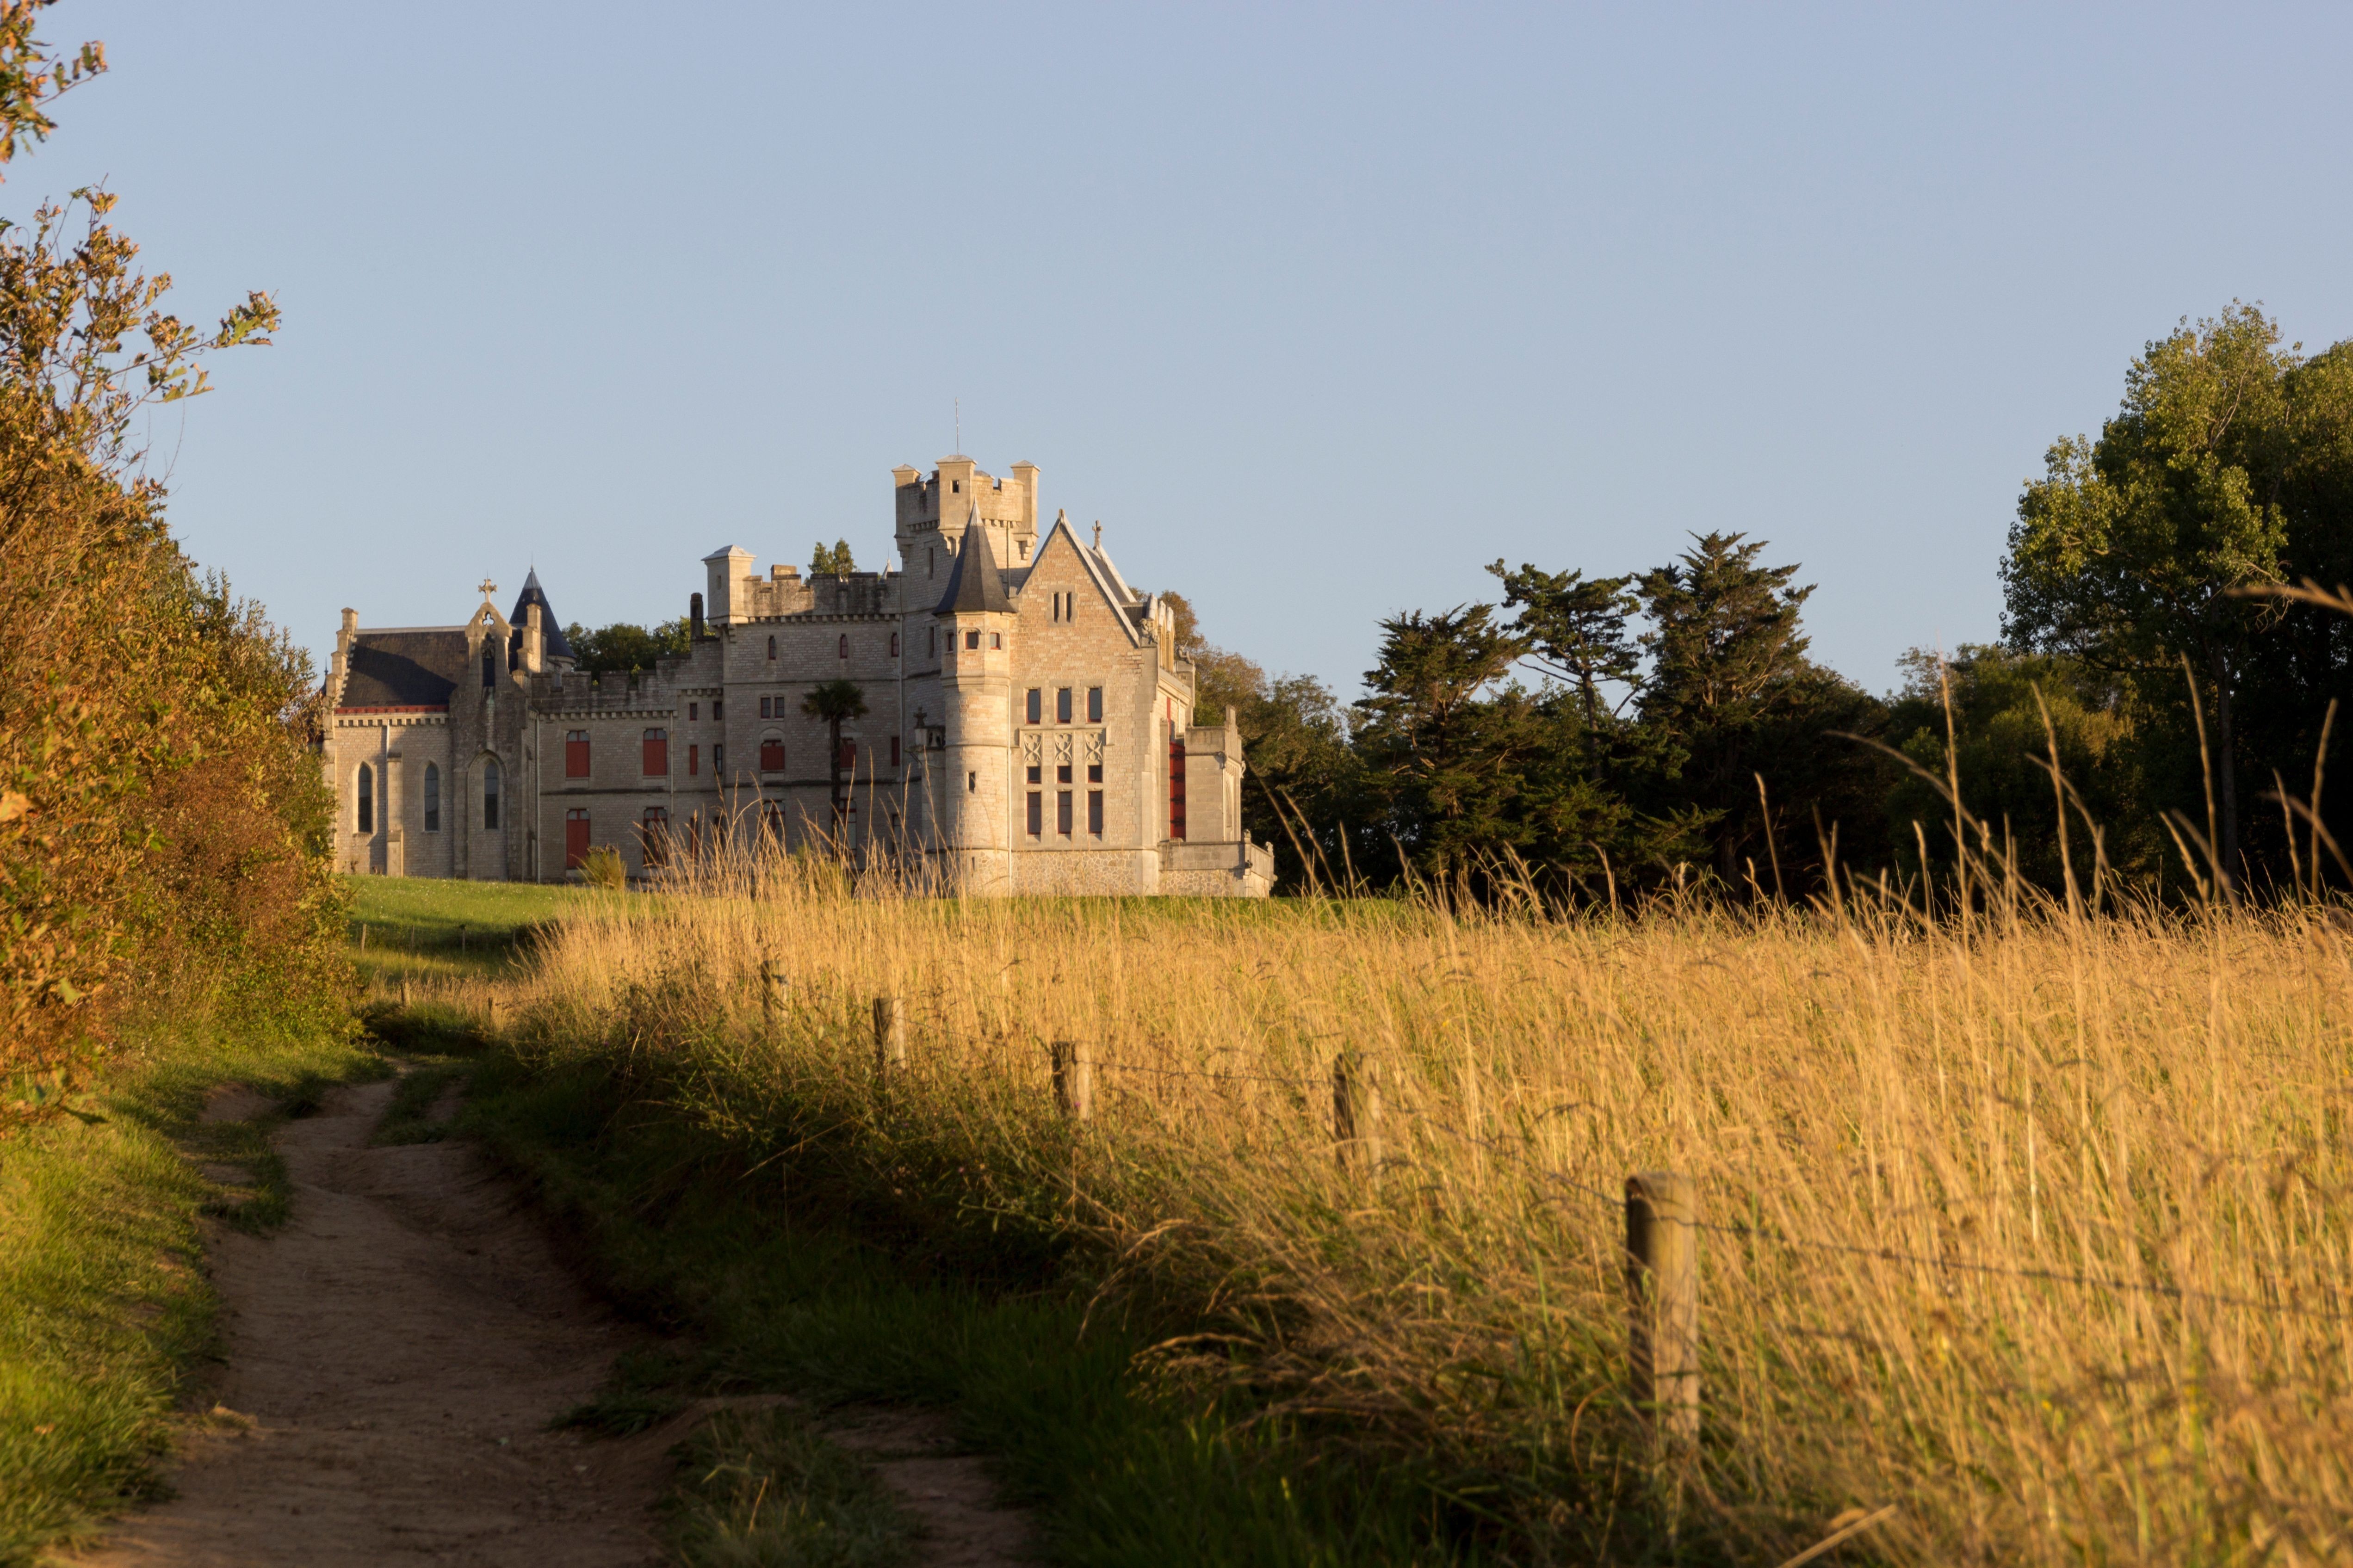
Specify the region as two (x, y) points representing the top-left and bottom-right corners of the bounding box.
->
(509, 570), (575, 662)
(934, 516), (1011, 615)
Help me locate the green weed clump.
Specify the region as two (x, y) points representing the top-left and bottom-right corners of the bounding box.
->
(490, 846), (2353, 1567)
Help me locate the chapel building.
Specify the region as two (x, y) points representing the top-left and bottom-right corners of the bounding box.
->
(320, 456), (1275, 897)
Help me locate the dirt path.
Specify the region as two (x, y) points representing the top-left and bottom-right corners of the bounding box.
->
(74, 1078), (671, 1566)
(73, 1076), (1035, 1567)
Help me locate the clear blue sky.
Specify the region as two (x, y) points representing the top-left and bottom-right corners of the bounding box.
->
(20, 3), (2353, 699)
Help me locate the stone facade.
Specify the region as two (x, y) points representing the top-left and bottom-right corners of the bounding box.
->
(321, 457), (1275, 897)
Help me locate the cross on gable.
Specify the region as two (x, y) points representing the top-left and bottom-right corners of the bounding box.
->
(478, 578), (499, 600)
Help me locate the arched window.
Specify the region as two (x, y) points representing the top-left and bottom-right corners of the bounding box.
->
(837, 633), (848, 660)
(759, 735), (786, 773)
(423, 763), (440, 833)
(767, 635), (777, 661)
(890, 631), (899, 658)
(356, 764), (374, 833)
(483, 758), (502, 830)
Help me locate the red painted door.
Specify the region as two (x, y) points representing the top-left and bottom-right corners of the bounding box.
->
(565, 809), (591, 869)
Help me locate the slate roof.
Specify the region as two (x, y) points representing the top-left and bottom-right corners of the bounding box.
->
(340, 630), (466, 709)
(508, 568), (575, 661)
(933, 515), (1012, 615)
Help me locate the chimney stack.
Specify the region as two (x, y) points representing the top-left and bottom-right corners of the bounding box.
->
(690, 591), (705, 642)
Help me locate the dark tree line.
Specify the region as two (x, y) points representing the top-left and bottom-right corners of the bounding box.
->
(1192, 305), (2353, 907)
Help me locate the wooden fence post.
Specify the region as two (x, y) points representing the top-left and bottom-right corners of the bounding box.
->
(359, 923), (369, 951)
(1050, 1040), (1093, 1122)
(1331, 1051), (1382, 1177)
(873, 996), (906, 1079)
(1625, 1170), (1700, 1446)
(760, 959), (786, 1027)
(485, 993), (502, 1034)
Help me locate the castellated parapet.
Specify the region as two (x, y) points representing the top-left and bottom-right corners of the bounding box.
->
(321, 456), (1272, 897)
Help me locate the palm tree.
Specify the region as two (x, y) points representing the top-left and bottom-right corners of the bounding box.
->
(800, 679), (869, 832)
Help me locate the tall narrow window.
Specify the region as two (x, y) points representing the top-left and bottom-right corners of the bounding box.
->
(641, 727), (668, 775)
(712, 699), (723, 719)
(767, 636), (777, 660)
(423, 763), (440, 833)
(838, 634), (849, 660)
(1168, 727), (1186, 841)
(1027, 791), (1042, 837)
(565, 807), (590, 869)
(928, 627), (936, 658)
(483, 758), (502, 829)
(688, 743), (700, 776)
(1026, 688), (1041, 724)
(1056, 790), (1072, 837)
(890, 632), (899, 658)
(688, 701), (698, 721)
(889, 736), (900, 767)
(482, 648), (495, 687)
(712, 743), (724, 773)
(356, 764), (374, 833)
(1087, 687), (1102, 723)
(640, 807), (669, 867)
(1087, 790), (1103, 836)
(1056, 687), (1072, 724)
(565, 730), (590, 778)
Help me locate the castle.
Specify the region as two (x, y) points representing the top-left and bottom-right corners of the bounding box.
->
(321, 457), (1275, 897)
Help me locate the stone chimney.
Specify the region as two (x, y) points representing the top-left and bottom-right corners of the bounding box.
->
(690, 591), (705, 642)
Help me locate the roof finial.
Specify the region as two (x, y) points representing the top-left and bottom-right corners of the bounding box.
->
(477, 577), (498, 601)
(1092, 521), (1102, 550)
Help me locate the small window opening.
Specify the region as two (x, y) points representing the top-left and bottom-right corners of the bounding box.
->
(767, 636), (777, 660)
(965, 630), (980, 650)
(423, 763), (440, 833)
(483, 758), (502, 830)
(838, 633), (848, 659)
(1056, 688), (1072, 724)
(356, 763), (374, 833)
(1027, 791), (1042, 837)
(1087, 687), (1102, 723)
(1026, 688), (1041, 725)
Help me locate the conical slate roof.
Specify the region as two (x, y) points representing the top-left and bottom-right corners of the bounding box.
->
(933, 511), (1011, 615)
(508, 568), (575, 661)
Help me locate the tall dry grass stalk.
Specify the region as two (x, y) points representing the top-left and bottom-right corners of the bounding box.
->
(506, 840), (2353, 1564)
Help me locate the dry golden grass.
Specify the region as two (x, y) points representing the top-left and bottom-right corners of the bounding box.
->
(496, 854), (2353, 1565)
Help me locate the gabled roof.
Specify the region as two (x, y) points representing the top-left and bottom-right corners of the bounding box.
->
(341, 630), (466, 709)
(508, 568), (575, 661)
(1034, 515), (1148, 647)
(934, 512), (1013, 615)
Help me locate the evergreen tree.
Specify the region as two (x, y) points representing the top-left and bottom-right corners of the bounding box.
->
(1351, 605), (1538, 887)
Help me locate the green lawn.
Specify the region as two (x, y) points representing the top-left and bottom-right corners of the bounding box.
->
(343, 875), (591, 987)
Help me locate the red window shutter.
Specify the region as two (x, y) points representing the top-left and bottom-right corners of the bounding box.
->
(890, 736), (900, 767)
(1169, 728), (1187, 841)
(565, 809), (591, 868)
(642, 730), (668, 775)
(565, 733), (590, 778)
(688, 744), (699, 776)
(759, 740), (785, 772)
